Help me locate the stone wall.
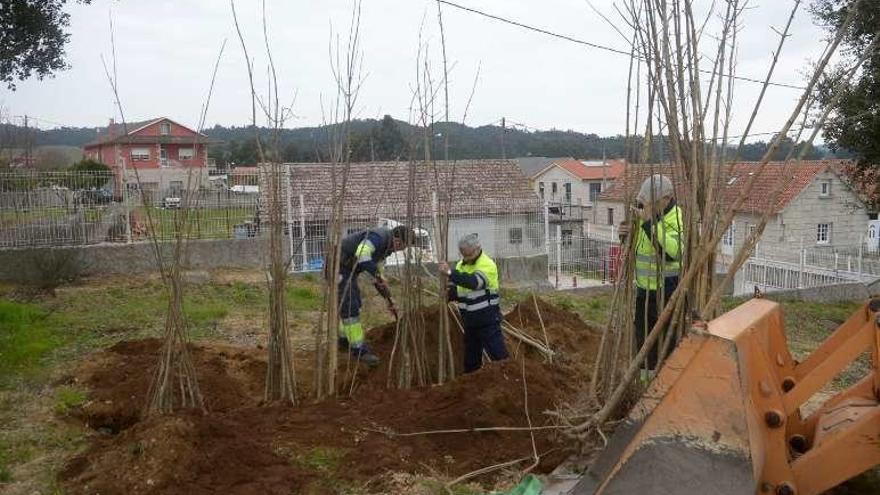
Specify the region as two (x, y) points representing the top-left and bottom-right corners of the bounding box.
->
(0, 240), (549, 288)
(758, 281), (878, 304)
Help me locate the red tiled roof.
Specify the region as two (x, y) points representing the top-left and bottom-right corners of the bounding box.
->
(274, 160), (539, 218)
(599, 160), (848, 214)
(84, 117), (219, 147)
(539, 158), (626, 181)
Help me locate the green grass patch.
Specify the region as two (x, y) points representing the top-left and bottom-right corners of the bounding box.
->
(228, 281), (265, 306)
(53, 386), (87, 416)
(287, 285), (322, 311)
(294, 446), (346, 474)
(0, 300), (63, 384)
(549, 293), (612, 324)
(185, 300), (229, 325)
(0, 442), (13, 483)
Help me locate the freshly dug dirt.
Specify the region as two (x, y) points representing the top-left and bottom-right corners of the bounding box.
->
(60, 297), (603, 495)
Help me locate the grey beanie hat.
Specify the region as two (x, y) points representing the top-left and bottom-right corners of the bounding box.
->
(637, 174), (674, 203)
(458, 233), (481, 251)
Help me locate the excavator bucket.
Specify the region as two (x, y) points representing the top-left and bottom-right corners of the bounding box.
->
(573, 297), (880, 495)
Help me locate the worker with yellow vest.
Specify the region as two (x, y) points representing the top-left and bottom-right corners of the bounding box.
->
(439, 234), (509, 373)
(337, 225), (415, 366)
(622, 174), (683, 378)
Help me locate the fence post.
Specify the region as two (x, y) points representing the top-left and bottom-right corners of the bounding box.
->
(543, 201), (550, 255)
(432, 190), (441, 261)
(798, 244), (805, 289)
(121, 160), (132, 244)
(858, 236), (863, 280)
(556, 224), (562, 288)
(285, 167), (295, 271)
(543, 201), (550, 282)
(299, 194), (307, 270)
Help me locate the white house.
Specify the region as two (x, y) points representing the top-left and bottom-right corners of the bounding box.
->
(596, 160), (870, 255)
(531, 158), (625, 208)
(270, 160), (544, 267)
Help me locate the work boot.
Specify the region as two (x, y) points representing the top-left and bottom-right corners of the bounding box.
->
(350, 344), (380, 367)
(337, 336), (349, 351)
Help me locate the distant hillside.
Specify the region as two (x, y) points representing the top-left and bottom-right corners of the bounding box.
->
(1, 116), (835, 168)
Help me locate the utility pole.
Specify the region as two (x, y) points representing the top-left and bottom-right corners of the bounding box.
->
(500, 117), (506, 160)
(23, 115), (31, 168)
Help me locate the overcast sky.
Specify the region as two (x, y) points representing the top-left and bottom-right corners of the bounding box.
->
(0, 0), (830, 141)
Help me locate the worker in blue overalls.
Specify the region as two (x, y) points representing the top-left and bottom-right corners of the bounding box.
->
(337, 225), (414, 366)
(440, 234), (509, 373)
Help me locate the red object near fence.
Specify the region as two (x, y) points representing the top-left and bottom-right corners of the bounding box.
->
(606, 245), (622, 282)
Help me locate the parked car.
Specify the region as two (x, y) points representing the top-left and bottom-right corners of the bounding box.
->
(162, 197), (181, 209)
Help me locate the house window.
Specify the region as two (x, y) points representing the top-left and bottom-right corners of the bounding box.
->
(169, 180), (183, 192)
(551, 182), (558, 198)
(747, 224), (757, 240)
(561, 229), (573, 247)
(819, 180), (831, 197)
(160, 122), (171, 135)
(589, 182), (602, 203)
(564, 183), (572, 203)
(722, 225), (735, 248)
(130, 148), (150, 161)
(178, 148), (194, 160)
(607, 208), (614, 226)
(509, 227), (523, 245)
(817, 223), (831, 245)
(159, 148), (169, 166)
(539, 182), (545, 199)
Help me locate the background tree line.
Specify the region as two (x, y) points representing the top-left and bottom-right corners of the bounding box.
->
(2, 114), (833, 170)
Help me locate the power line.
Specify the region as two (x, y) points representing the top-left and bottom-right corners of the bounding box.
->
(437, 0), (808, 91)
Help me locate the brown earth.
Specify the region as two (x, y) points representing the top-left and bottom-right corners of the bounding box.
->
(59, 297), (603, 495)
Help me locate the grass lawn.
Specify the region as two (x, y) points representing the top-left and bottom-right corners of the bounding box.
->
(134, 206), (256, 240)
(0, 273), (874, 494)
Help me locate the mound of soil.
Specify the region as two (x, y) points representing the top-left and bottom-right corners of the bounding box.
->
(71, 338), (266, 432)
(60, 297), (603, 495)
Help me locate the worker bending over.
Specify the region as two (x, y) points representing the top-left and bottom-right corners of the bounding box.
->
(623, 174), (683, 380)
(338, 225), (414, 366)
(440, 234), (509, 373)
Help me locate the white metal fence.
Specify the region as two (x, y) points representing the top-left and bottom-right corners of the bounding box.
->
(0, 170), (548, 274)
(737, 242), (880, 295)
(547, 222), (622, 289)
(0, 170), (262, 249)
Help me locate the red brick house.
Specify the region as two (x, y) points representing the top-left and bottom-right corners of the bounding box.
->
(83, 117), (219, 193)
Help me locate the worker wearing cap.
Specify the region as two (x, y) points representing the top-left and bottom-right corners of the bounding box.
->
(337, 225), (414, 366)
(621, 174), (683, 379)
(439, 234), (509, 373)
